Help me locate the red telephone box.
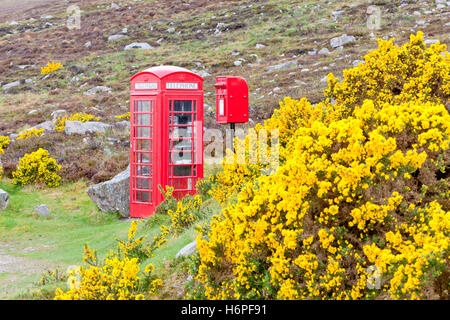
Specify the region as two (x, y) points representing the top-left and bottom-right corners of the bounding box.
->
(129, 66), (204, 218)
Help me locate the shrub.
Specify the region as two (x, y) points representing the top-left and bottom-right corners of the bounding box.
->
(54, 112), (100, 132)
(0, 135), (10, 154)
(115, 112), (130, 120)
(192, 33), (450, 300)
(12, 148), (62, 187)
(54, 221), (167, 300)
(17, 128), (45, 140)
(41, 61), (63, 75)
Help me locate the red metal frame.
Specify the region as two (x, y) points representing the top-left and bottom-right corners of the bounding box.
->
(129, 66), (204, 218)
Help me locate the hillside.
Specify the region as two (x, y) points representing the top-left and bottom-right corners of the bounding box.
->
(0, 0), (449, 300)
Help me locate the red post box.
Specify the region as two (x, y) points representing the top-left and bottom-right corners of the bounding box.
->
(215, 76), (249, 124)
(129, 66), (204, 218)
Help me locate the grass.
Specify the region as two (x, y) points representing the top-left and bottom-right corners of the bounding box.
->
(0, 172), (221, 299)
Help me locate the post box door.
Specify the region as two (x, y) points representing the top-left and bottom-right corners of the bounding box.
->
(166, 96), (203, 199)
(130, 97), (156, 213)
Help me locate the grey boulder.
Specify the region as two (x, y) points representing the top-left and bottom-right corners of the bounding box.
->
(33, 204), (50, 217)
(176, 240), (197, 258)
(65, 121), (111, 135)
(266, 60), (298, 72)
(330, 34), (356, 48)
(124, 42), (153, 50)
(87, 165), (130, 217)
(0, 189), (9, 210)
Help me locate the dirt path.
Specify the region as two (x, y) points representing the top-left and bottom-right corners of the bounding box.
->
(0, 243), (60, 299)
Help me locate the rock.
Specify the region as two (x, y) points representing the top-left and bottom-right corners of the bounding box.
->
(113, 121), (130, 129)
(330, 34), (356, 48)
(233, 60), (242, 66)
(196, 70), (210, 78)
(84, 41), (92, 48)
(122, 27), (128, 34)
(51, 109), (68, 120)
(124, 42), (153, 50)
(424, 39), (439, 45)
(352, 60), (364, 67)
(266, 60), (298, 72)
(167, 27), (175, 33)
(33, 204), (50, 217)
(108, 34), (126, 41)
(87, 166), (130, 217)
(2, 80), (21, 91)
(0, 189), (9, 211)
(65, 121), (111, 135)
(28, 109), (38, 115)
(308, 49), (317, 55)
(255, 43), (266, 49)
(111, 2), (120, 9)
(33, 121), (55, 132)
(318, 47), (331, 55)
(84, 86), (112, 95)
(176, 240), (197, 258)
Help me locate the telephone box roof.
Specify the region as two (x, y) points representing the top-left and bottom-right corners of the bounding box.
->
(130, 65), (203, 81)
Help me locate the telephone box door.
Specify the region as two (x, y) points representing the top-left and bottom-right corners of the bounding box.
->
(130, 96), (157, 218)
(165, 96), (203, 199)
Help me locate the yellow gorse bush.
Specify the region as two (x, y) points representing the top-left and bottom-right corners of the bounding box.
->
(12, 148), (61, 187)
(17, 128), (45, 140)
(54, 221), (167, 300)
(0, 135), (10, 180)
(115, 112), (130, 120)
(0, 135), (10, 154)
(41, 61), (63, 75)
(192, 32), (449, 300)
(54, 112), (100, 132)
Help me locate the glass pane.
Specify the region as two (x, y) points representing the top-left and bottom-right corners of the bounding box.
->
(171, 127), (192, 139)
(172, 139), (192, 151)
(135, 191), (150, 203)
(136, 140), (151, 151)
(136, 127), (150, 138)
(173, 100), (192, 112)
(136, 165), (151, 177)
(135, 114), (151, 126)
(173, 113), (192, 126)
(173, 166), (192, 177)
(171, 152), (192, 164)
(135, 178), (150, 190)
(135, 152), (150, 164)
(137, 101), (150, 112)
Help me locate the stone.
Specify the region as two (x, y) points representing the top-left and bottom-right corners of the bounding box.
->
(318, 48), (331, 55)
(2, 80), (21, 91)
(113, 121), (130, 129)
(111, 2), (120, 9)
(84, 41), (92, 48)
(87, 166), (130, 217)
(84, 86), (112, 95)
(233, 60), (242, 66)
(124, 42), (153, 50)
(122, 27), (128, 34)
(51, 109), (68, 120)
(33, 121), (55, 132)
(266, 60), (298, 72)
(0, 189), (9, 211)
(34, 204), (50, 217)
(176, 240), (197, 258)
(424, 39), (439, 45)
(108, 34), (126, 41)
(64, 121), (111, 135)
(28, 109), (38, 115)
(330, 34), (356, 48)
(255, 43), (266, 49)
(167, 27), (176, 33)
